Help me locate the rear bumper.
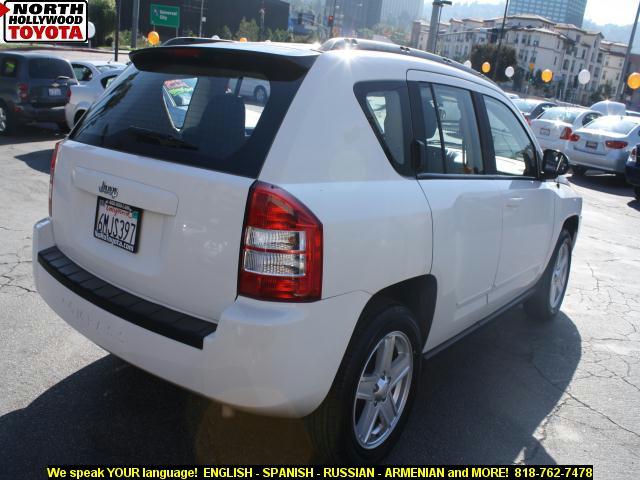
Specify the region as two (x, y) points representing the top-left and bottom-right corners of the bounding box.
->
(33, 218), (368, 417)
(626, 161), (640, 187)
(15, 103), (66, 123)
(568, 147), (627, 173)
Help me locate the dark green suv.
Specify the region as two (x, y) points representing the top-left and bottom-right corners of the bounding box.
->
(0, 52), (77, 134)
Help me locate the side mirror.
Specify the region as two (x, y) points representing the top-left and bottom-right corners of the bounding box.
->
(542, 149), (569, 179)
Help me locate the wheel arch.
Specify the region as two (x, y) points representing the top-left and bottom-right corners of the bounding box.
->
(355, 275), (437, 348)
(562, 215), (580, 246)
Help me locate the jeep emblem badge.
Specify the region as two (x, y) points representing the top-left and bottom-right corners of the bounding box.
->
(98, 181), (118, 199)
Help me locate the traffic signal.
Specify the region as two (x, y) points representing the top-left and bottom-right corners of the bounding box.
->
(328, 15), (334, 28)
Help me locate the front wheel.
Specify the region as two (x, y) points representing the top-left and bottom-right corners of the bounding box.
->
(0, 102), (14, 135)
(306, 305), (422, 463)
(524, 229), (573, 321)
(572, 165), (586, 176)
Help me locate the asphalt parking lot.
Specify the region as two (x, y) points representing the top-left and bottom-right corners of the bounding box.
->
(0, 125), (639, 478)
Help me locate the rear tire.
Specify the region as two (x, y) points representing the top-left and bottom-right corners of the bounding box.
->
(524, 229), (573, 321)
(0, 102), (14, 135)
(306, 305), (422, 463)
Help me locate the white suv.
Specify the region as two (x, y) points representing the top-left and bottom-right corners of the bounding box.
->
(33, 39), (582, 462)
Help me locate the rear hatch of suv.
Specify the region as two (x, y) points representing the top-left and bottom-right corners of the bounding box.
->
(27, 56), (75, 107)
(50, 44), (317, 321)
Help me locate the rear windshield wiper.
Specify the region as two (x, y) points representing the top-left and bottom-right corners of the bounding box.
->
(130, 126), (197, 150)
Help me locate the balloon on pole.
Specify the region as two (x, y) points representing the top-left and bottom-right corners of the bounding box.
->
(87, 21), (96, 39)
(578, 69), (591, 85)
(482, 62), (491, 74)
(147, 31), (160, 45)
(505, 66), (515, 79)
(541, 69), (553, 83)
(628, 72), (640, 90)
(463, 60), (472, 68)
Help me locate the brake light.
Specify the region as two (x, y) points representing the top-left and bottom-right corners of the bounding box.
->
(67, 87), (71, 100)
(570, 134), (580, 142)
(605, 140), (628, 149)
(17, 83), (28, 101)
(48, 141), (62, 217)
(238, 181), (322, 301)
(559, 127), (573, 140)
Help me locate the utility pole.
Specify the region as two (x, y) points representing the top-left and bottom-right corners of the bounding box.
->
(426, 1), (451, 53)
(114, 0), (121, 61)
(199, 0), (205, 37)
(131, 0), (140, 50)
(330, 0), (338, 38)
(492, 0), (510, 80)
(617, 0), (640, 102)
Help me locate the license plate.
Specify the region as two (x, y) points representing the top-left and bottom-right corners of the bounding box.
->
(586, 141), (598, 149)
(93, 197), (142, 253)
(48, 88), (62, 96)
(540, 128), (550, 136)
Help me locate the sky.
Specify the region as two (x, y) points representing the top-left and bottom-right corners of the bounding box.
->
(453, 0), (638, 26)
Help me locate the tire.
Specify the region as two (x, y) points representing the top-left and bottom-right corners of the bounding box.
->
(0, 102), (14, 135)
(572, 165), (586, 176)
(524, 229), (573, 321)
(57, 122), (70, 133)
(634, 186), (640, 202)
(306, 305), (422, 463)
(254, 86), (268, 105)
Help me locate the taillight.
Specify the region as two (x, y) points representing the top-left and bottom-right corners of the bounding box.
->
(67, 88), (71, 100)
(632, 147), (638, 163)
(560, 127), (573, 140)
(605, 140), (628, 149)
(238, 181), (322, 301)
(48, 141), (62, 217)
(526, 117), (532, 126)
(17, 83), (28, 101)
(570, 134), (580, 142)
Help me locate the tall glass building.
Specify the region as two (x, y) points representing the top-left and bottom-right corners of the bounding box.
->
(508, 0), (588, 27)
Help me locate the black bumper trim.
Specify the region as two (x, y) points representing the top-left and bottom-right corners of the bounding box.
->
(38, 246), (217, 349)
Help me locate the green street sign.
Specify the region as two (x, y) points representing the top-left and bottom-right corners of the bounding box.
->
(150, 4), (180, 29)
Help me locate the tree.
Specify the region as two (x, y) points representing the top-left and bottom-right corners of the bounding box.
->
(88, 0), (116, 46)
(218, 25), (233, 40)
(236, 18), (260, 41)
(469, 44), (517, 83)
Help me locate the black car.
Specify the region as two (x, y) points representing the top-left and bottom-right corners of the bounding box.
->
(0, 52), (77, 134)
(626, 146), (640, 201)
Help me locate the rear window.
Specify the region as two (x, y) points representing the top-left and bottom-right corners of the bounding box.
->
(540, 109), (579, 123)
(584, 117), (640, 135)
(70, 56), (310, 178)
(28, 58), (73, 79)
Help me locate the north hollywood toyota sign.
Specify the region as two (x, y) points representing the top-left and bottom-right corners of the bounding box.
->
(1, 1), (88, 42)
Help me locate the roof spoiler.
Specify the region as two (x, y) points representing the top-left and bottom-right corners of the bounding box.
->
(129, 45), (317, 81)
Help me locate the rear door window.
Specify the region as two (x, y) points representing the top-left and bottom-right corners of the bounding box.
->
(29, 58), (73, 79)
(71, 59), (310, 178)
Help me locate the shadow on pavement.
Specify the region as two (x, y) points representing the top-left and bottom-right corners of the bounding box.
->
(568, 172), (633, 197)
(0, 307), (580, 474)
(0, 124), (65, 146)
(14, 148), (54, 174)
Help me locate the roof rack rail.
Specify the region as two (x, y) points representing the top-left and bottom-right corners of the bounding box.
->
(320, 37), (490, 81)
(161, 36), (234, 46)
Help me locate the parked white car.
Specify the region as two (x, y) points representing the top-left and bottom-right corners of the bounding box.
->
(590, 100), (626, 116)
(71, 60), (126, 83)
(65, 68), (124, 129)
(34, 39), (582, 463)
(531, 107), (601, 154)
(568, 115), (640, 175)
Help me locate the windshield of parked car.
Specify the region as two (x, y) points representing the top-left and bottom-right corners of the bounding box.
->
(583, 117), (640, 135)
(28, 58), (73, 79)
(512, 99), (538, 113)
(540, 109), (580, 123)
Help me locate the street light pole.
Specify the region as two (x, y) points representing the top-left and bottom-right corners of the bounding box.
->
(492, 0), (510, 80)
(131, 0), (140, 49)
(199, 0), (205, 37)
(617, 0), (640, 102)
(426, 1), (451, 53)
(114, 0), (121, 61)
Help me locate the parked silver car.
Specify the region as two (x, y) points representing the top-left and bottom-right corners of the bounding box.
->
(531, 107), (601, 155)
(65, 68), (124, 129)
(568, 115), (640, 175)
